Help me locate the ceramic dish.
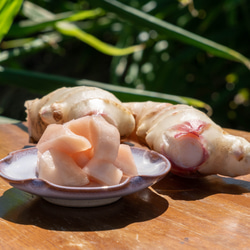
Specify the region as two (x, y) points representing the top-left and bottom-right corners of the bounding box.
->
(0, 147), (171, 207)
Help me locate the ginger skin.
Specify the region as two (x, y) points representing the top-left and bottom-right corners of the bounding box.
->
(25, 86), (135, 142)
(124, 101), (250, 177)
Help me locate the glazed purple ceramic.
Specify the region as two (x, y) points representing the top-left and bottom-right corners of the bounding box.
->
(0, 147), (171, 207)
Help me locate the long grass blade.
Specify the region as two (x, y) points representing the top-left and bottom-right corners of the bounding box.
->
(92, 0), (250, 69)
(0, 66), (211, 113)
(56, 22), (144, 56)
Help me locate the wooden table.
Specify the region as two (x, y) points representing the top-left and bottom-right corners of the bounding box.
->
(0, 122), (250, 249)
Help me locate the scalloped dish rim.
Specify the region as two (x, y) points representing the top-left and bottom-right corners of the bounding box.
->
(0, 147), (171, 207)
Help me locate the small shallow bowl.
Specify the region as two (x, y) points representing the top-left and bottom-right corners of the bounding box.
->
(0, 147), (171, 207)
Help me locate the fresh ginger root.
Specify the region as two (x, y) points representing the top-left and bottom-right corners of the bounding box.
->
(25, 86), (135, 142)
(25, 86), (250, 178)
(124, 101), (250, 177)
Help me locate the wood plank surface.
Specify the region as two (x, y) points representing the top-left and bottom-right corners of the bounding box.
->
(0, 122), (250, 249)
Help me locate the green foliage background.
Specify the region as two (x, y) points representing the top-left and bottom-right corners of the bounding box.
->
(0, 0), (250, 130)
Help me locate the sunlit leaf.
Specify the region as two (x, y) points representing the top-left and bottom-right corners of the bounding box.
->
(92, 0), (250, 69)
(0, 0), (23, 42)
(56, 22), (144, 56)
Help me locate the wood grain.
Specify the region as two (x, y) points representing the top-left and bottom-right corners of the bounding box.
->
(0, 123), (250, 249)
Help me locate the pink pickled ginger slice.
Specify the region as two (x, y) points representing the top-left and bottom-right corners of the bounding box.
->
(83, 160), (123, 186)
(38, 149), (89, 186)
(114, 144), (138, 176)
(72, 148), (93, 169)
(37, 124), (91, 154)
(66, 115), (120, 162)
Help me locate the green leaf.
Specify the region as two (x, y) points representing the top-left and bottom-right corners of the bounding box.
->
(8, 7), (104, 37)
(0, 0), (23, 42)
(8, 1), (144, 56)
(92, 0), (250, 69)
(56, 22), (144, 56)
(0, 66), (211, 113)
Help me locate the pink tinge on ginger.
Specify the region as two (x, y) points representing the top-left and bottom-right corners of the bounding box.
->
(172, 120), (211, 138)
(163, 120), (210, 176)
(36, 115), (137, 187)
